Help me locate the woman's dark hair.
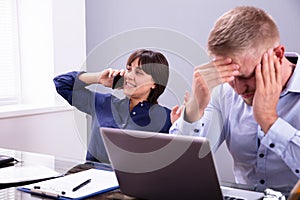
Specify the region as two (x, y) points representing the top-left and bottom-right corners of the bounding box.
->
(126, 49), (169, 104)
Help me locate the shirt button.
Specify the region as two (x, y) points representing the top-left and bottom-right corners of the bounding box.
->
(269, 143), (275, 148)
(259, 153), (264, 158)
(201, 123), (204, 127)
(260, 179), (265, 184)
(295, 169), (299, 173)
(193, 129), (199, 133)
(132, 111), (136, 115)
(140, 103), (143, 107)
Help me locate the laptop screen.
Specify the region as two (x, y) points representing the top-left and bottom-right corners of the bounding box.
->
(101, 127), (225, 200)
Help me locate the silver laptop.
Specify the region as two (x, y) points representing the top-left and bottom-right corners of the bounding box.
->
(101, 127), (264, 200)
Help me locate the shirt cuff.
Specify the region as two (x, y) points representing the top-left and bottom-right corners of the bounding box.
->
(261, 117), (297, 156)
(169, 113), (204, 136)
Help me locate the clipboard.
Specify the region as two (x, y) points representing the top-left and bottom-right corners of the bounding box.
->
(18, 168), (119, 199)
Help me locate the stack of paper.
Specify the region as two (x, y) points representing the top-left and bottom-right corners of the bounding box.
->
(0, 165), (61, 184)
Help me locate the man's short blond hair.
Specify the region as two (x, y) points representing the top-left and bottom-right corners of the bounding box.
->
(207, 6), (280, 57)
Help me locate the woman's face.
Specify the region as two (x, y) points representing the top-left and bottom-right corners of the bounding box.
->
(123, 58), (155, 101)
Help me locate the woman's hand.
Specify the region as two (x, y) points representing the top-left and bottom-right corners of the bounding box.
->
(78, 68), (126, 88)
(98, 68), (126, 87)
(170, 91), (189, 124)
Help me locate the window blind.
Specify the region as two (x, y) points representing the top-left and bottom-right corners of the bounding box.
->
(0, 0), (20, 105)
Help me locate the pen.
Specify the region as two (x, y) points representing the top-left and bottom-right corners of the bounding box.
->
(72, 179), (91, 192)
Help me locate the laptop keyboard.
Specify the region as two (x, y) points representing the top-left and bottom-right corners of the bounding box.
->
(221, 185), (264, 200)
(224, 196), (245, 200)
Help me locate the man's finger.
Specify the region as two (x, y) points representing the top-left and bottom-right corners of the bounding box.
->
(274, 55), (281, 84)
(262, 52), (270, 88)
(255, 63), (263, 90)
(268, 49), (276, 85)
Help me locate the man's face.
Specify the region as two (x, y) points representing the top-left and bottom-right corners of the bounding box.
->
(227, 52), (263, 105)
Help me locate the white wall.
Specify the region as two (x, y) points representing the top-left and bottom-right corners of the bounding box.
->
(85, 0), (300, 53)
(0, 0), (87, 161)
(0, 109), (87, 160)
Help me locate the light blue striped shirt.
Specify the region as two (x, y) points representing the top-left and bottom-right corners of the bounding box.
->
(170, 52), (300, 193)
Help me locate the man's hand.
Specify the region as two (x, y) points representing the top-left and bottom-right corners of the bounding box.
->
(184, 58), (239, 123)
(253, 49), (282, 133)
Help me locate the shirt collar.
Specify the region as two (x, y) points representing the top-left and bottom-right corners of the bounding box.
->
(281, 52), (300, 95)
(127, 98), (152, 108)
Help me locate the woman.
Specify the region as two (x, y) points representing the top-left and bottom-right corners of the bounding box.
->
(54, 49), (172, 163)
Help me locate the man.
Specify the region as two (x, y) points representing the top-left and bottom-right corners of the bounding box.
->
(170, 6), (300, 193)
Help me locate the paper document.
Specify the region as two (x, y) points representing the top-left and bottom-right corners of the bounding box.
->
(18, 168), (119, 199)
(0, 165), (61, 184)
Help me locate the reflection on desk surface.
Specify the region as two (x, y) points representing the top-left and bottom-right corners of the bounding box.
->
(0, 148), (82, 174)
(0, 148), (82, 200)
(0, 165), (61, 184)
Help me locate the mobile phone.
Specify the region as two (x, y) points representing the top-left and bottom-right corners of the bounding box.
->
(0, 155), (15, 167)
(112, 74), (124, 89)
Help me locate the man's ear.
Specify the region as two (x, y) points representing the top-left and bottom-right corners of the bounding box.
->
(274, 45), (285, 64)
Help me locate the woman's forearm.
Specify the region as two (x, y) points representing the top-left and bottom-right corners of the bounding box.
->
(78, 72), (101, 85)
